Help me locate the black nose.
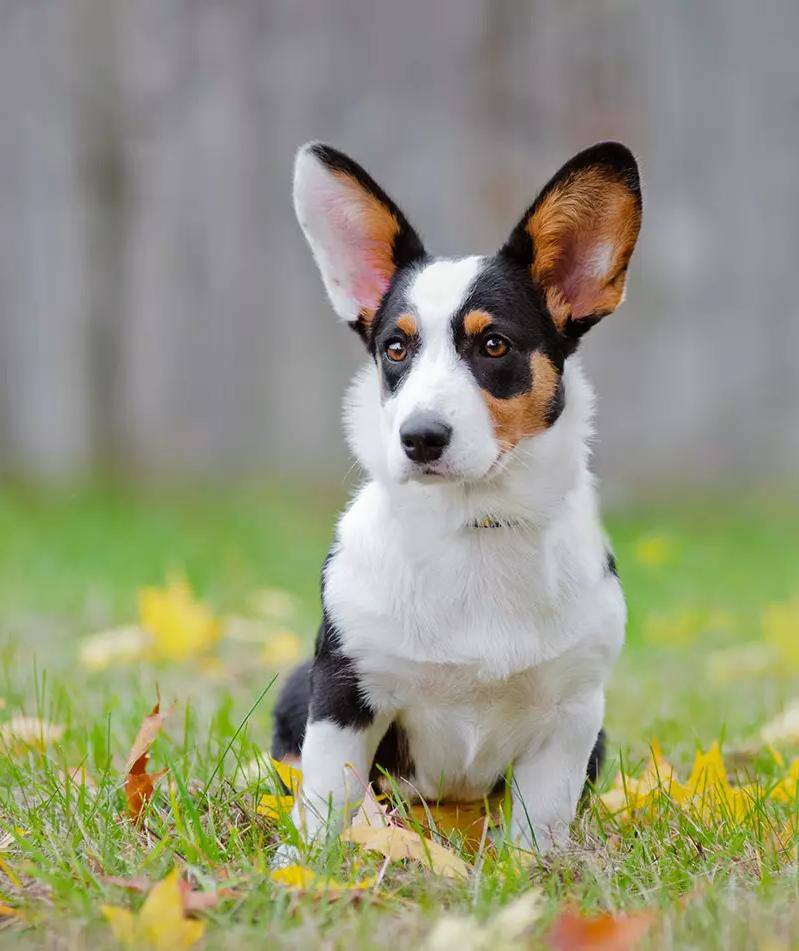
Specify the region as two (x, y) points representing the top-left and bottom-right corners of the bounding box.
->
(400, 412), (452, 464)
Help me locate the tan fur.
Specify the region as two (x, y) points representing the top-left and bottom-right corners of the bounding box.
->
(463, 309), (493, 337)
(482, 351), (560, 449)
(330, 169), (401, 328)
(396, 313), (418, 337)
(527, 168), (640, 329)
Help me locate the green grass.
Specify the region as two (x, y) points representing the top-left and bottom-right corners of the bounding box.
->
(1, 483), (799, 949)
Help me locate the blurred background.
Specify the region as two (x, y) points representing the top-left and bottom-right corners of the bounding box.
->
(1, 0), (799, 498)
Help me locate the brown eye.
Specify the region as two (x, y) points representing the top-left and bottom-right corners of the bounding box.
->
(385, 339), (408, 362)
(481, 335), (509, 358)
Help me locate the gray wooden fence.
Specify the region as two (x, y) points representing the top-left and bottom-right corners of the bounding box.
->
(1, 0), (798, 495)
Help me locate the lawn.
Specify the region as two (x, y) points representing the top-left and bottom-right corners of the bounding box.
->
(1, 483), (799, 949)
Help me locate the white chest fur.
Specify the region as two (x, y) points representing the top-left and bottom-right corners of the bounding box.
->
(323, 468), (626, 800)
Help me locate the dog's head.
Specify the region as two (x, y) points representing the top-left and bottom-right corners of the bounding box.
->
(294, 142), (641, 484)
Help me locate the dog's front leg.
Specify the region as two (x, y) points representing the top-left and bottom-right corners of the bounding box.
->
(296, 714), (390, 841)
(510, 688), (605, 853)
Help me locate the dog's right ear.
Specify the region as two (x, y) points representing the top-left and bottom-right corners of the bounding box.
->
(293, 143), (426, 340)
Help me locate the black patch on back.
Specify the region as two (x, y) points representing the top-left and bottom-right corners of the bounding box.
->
(586, 728), (606, 785)
(605, 550), (619, 578)
(309, 608), (375, 730)
(271, 659), (312, 760)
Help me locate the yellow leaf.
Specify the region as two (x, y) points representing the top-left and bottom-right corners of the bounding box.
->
(257, 794), (295, 820)
(261, 630), (304, 669)
(342, 824), (470, 879)
(138, 575), (220, 661)
(270, 865), (374, 894)
(270, 756), (302, 796)
(102, 870), (205, 951)
(79, 626), (150, 670)
(0, 715), (64, 753)
(270, 865), (315, 889)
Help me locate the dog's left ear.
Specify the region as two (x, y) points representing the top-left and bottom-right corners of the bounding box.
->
(502, 142), (642, 339)
(293, 143), (426, 338)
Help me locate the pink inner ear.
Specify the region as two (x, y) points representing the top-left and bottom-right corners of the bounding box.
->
(323, 194), (393, 314)
(556, 235), (614, 319)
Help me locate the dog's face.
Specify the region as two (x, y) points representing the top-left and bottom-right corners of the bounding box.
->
(294, 142), (641, 483)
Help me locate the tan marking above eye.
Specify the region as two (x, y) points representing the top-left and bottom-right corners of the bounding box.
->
(463, 309), (494, 337)
(481, 351), (561, 450)
(395, 313), (418, 337)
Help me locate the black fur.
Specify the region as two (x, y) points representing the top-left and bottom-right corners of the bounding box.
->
(586, 728), (606, 785)
(605, 550), (619, 578)
(308, 612), (375, 729)
(271, 659), (312, 760)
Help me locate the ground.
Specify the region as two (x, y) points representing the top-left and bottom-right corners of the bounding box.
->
(1, 483), (799, 950)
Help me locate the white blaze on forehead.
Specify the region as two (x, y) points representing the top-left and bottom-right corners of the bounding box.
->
(407, 257), (483, 329)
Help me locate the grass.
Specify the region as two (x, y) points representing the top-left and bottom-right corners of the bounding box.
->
(1, 482), (799, 948)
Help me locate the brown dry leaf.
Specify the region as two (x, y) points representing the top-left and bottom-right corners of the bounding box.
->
(408, 795), (502, 849)
(342, 824), (470, 879)
(549, 906), (655, 951)
(124, 696), (170, 822)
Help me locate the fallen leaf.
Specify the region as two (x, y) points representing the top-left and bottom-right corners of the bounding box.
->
(79, 626), (150, 671)
(0, 716), (64, 753)
(342, 824), (470, 879)
(549, 906), (655, 951)
(270, 865), (316, 889)
(124, 697), (170, 822)
(271, 756), (302, 796)
(270, 865), (374, 894)
(600, 740), (765, 824)
(0, 904), (20, 918)
(104, 874), (232, 912)
(408, 796), (502, 849)
(424, 890), (543, 950)
(138, 576), (220, 661)
(256, 794), (295, 820)
(101, 870), (204, 950)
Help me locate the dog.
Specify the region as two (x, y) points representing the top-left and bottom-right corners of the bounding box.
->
(271, 140), (641, 853)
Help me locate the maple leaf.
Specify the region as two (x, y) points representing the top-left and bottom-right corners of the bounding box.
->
(270, 865), (374, 894)
(342, 824), (470, 879)
(256, 756), (302, 820)
(138, 575), (220, 661)
(124, 696), (170, 822)
(101, 870), (204, 950)
(0, 716), (64, 753)
(549, 906), (655, 951)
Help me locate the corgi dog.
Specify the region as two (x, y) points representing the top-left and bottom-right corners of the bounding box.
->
(272, 141), (642, 852)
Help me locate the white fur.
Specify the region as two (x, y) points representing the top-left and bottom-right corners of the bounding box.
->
(298, 294), (625, 851)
